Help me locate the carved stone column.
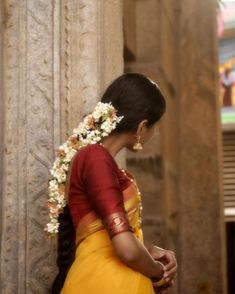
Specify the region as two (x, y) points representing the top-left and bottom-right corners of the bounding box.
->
(0, 1), (123, 293)
(60, 0), (124, 139)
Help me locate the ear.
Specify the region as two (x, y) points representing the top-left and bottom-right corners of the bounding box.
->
(136, 119), (148, 135)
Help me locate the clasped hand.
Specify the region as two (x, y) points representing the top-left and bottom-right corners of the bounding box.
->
(147, 245), (177, 294)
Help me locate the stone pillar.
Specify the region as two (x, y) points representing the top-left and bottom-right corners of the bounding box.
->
(125, 0), (227, 293)
(0, 0), (3, 238)
(60, 0), (124, 140)
(125, 0), (167, 247)
(175, 0), (227, 293)
(0, 1), (123, 293)
(160, 0), (227, 293)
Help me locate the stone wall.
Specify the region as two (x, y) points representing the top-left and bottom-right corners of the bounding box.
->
(125, 0), (227, 293)
(0, 1), (123, 293)
(125, 0), (167, 248)
(176, 1), (227, 293)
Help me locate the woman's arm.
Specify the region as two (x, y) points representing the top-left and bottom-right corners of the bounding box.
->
(82, 145), (165, 279)
(112, 231), (165, 279)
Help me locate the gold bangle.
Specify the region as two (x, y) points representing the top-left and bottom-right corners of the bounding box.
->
(155, 277), (167, 287)
(151, 261), (167, 287)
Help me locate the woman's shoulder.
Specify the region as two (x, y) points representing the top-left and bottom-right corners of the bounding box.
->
(77, 143), (111, 157)
(73, 143), (117, 166)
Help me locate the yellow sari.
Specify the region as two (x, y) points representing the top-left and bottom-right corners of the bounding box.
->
(61, 174), (155, 294)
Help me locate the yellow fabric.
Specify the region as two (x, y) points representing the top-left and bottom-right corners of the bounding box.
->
(61, 229), (155, 294)
(61, 183), (155, 294)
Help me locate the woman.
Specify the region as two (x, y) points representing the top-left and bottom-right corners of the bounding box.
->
(48, 73), (177, 294)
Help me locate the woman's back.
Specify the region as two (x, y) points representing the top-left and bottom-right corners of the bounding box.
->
(61, 144), (154, 294)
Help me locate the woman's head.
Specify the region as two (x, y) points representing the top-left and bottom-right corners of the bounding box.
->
(101, 73), (166, 149)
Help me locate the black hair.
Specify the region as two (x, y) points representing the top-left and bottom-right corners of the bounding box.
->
(50, 206), (75, 294)
(50, 73), (166, 293)
(101, 73), (166, 132)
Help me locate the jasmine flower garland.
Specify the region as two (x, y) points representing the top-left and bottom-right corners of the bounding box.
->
(45, 102), (124, 236)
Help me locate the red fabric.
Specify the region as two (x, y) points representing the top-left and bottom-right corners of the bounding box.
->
(68, 144), (133, 237)
(103, 211), (133, 238)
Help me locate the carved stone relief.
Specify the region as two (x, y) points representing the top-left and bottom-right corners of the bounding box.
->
(0, 1), (124, 293)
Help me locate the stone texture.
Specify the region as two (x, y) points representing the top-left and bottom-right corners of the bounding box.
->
(60, 0), (125, 164)
(176, 1), (227, 293)
(0, 1), (60, 292)
(125, 0), (227, 293)
(0, 0), (3, 250)
(0, 1), (124, 293)
(125, 0), (168, 255)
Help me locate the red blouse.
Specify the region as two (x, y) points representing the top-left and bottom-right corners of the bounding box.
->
(67, 143), (133, 238)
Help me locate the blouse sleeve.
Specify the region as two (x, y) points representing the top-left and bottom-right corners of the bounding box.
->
(82, 145), (133, 238)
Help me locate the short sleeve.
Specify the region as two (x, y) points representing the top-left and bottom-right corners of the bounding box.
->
(82, 145), (133, 238)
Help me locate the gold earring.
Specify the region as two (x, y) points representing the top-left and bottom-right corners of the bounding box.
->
(133, 135), (143, 151)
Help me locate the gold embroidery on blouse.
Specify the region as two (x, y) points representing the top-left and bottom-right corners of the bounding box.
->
(103, 212), (133, 238)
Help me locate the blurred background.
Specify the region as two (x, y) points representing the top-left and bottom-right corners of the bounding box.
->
(0, 0), (234, 293)
(218, 2), (235, 293)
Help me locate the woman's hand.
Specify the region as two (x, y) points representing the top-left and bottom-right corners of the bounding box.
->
(112, 232), (167, 279)
(147, 245), (177, 284)
(153, 279), (175, 294)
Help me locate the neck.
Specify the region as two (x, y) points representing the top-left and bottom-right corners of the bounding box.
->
(100, 133), (129, 157)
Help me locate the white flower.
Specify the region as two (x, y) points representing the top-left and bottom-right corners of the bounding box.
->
(45, 101), (124, 236)
(45, 222), (59, 234)
(117, 115), (124, 123)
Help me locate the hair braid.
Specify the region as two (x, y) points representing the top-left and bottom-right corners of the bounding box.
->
(50, 205), (75, 294)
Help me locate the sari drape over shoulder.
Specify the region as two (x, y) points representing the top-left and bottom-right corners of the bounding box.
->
(61, 144), (155, 294)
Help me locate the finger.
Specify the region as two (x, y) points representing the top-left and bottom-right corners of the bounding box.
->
(162, 254), (174, 264)
(164, 262), (174, 271)
(157, 251), (169, 262)
(152, 251), (166, 260)
(152, 280), (167, 288)
(152, 279), (172, 288)
(166, 279), (174, 287)
(158, 280), (174, 292)
(165, 264), (177, 274)
(159, 283), (173, 290)
(164, 256), (177, 271)
(163, 270), (177, 282)
(164, 266), (177, 280)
